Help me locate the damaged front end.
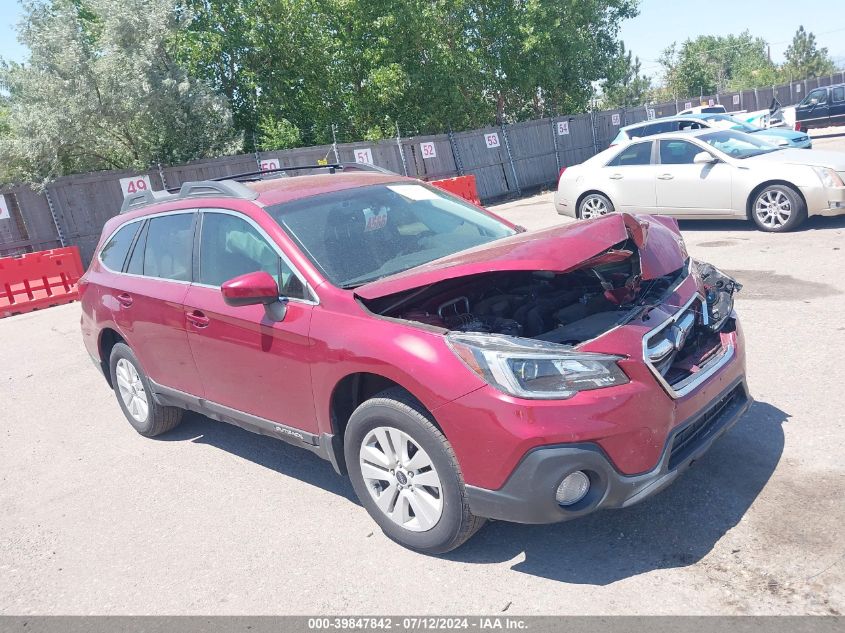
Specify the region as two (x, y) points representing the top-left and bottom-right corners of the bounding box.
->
(357, 213), (741, 399)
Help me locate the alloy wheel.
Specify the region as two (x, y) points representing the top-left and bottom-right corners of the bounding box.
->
(115, 358), (148, 423)
(754, 189), (792, 229)
(358, 426), (444, 532)
(581, 196), (610, 219)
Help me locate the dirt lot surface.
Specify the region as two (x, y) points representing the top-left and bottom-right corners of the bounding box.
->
(1, 129), (844, 616)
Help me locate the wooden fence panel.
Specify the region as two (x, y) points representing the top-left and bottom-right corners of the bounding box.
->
(505, 119), (558, 190)
(453, 127), (513, 200)
(401, 134), (457, 181)
(0, 185), (63, 257)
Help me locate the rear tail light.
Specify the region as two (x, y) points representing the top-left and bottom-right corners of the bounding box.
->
(794, 122), (803, 132)
(558, 166), (567, 186)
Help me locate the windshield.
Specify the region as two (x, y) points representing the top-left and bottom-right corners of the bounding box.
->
(698, 130), (780, 158)
(267, 183), (515, 288)
(702, 114), (759, 133)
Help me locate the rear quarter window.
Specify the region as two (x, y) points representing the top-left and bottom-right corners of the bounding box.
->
(99, 223), (139, 271)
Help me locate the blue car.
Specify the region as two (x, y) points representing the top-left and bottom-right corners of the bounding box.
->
(614, 113), (812, 149)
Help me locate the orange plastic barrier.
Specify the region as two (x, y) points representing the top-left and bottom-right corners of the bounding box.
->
(430, 175), (482, 206)
(0, 246), (85, 318)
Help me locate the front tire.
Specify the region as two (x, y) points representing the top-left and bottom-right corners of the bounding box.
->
(750, 184), (807, 232)
(344, 388), (484, 554)
(109, 342), (183, 437)
(578, 192), (614, 219)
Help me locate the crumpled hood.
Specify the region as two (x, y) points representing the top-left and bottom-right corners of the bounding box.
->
(355, 213), (687, 301)
(748, 148), (845, 170)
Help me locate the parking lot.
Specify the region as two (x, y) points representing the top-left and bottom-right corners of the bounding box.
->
(1, 129), (844, 616)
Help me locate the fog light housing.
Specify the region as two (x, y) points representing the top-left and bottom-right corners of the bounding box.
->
(555, 471), (590, 506)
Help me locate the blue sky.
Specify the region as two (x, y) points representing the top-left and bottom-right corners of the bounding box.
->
(1, 0), (843, 76)
(620, 0), (845, 78)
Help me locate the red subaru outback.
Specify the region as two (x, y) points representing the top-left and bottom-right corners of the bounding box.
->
(80, 166), (750, 553)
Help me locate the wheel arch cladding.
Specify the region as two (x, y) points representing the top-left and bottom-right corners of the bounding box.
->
(746, 180), (806, 220)
(98, 328), (126, 387)
(328, 373), (443, 472)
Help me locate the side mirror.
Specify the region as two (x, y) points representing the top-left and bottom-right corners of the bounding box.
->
(221, 271), (288, 321)
(693, 151), (717, 165)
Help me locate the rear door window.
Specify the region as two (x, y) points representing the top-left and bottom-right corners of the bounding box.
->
(142, 213), (195, 282)
(607, 141), (653, 167)
(832, 86), (844, 103)
(99, 222), (140, 272)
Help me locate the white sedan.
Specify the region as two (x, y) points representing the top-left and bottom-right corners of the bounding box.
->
(555, 129), (845, 231)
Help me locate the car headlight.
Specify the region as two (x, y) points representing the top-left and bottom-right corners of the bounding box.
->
(447, 332), (629, 399)
(813, 166), (845, 188)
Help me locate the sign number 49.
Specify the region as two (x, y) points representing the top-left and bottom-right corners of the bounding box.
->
(119, 175), (152, 198)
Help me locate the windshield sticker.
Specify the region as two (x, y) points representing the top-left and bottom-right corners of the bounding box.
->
(363, 207), (388, 232)
(386, 184), (441, 201)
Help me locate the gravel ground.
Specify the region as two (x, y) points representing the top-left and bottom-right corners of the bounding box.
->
(1, 130), (844, 616)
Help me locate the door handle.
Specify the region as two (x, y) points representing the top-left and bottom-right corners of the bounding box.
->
(657, 173), (674, 180)
(186, 310), (210, 328)
(116, 293), (133, 308)
(609, 173), (623, 180)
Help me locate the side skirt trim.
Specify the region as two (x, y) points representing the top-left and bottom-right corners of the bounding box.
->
(148, 380), (341, 466)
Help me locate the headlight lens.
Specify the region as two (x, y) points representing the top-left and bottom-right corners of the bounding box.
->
(813, 166), (845, 188)
(447, 332), (629, 399)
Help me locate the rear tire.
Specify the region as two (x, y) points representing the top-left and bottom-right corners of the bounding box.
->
(578, 193), (614, 219)
(344, 388), (485, 554)
(109, 342), (183, 437)
(750, 184), (807, 232)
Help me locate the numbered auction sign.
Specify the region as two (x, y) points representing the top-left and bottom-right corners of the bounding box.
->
(484, 133), (500, 149)
(646, 108), (656, 120)
(611, 113), (621, 126)
(0, 195), (9, 220)
(420, 142), (437, 159)
(354, 148), (374, 164)
(556, 121), (570, 135)
(260, 159), (280, 172)
(708, 98), (715, 106)
(733, 94), (741, 105)
(795, 84), (802, 93)
(119, 175), (152, 198)
(684, 102), (693, 110)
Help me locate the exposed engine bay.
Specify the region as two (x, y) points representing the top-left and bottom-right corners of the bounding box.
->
(363, 239), (700, 345)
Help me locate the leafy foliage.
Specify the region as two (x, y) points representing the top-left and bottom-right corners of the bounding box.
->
(784, 26), (836, 80)
(0, 0), (241, 184)
(600, 41), (651, 108)
(178, 0), (638, 144)
(657, 32), (779, 99)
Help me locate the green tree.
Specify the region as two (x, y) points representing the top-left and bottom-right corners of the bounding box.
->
(177, 0), (638, 142)
(784, 26), (836, 79)
(601, 41), (651, 108)
(658, 32), (778, 98)
(0, 0), (241, 184)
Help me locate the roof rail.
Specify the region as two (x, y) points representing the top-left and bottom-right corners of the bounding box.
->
(211, 162), (397, 182)
(118, 162), (396, 214)
(119, 179), (259, 214)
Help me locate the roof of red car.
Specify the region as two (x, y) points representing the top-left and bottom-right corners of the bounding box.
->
(247, 171), (409, 206)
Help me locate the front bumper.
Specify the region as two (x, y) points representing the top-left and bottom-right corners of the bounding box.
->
(465, 377), (752, 524)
